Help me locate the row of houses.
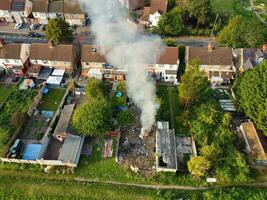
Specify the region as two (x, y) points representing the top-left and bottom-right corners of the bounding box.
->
(0, 38), (266, 85)
(0, 0), (86, 26)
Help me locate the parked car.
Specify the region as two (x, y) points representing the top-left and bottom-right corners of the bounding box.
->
(28, 32), (41, 38)
(14, 23), (23, 29)
(29, 23), (38, 30)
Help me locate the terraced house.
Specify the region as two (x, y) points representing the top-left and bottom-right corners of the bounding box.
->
(0, 0), (32, 23)
(81, 44), (179, 83)
(0, 39), (30, 75)
(29, 42), (78, 74)
(186, 44), (235, 85)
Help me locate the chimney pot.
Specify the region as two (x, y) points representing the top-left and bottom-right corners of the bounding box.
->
(208, 43), (213, 52)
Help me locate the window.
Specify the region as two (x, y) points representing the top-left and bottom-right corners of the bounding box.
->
(165, 76), (168, 79)
(42, 60), (48, 64)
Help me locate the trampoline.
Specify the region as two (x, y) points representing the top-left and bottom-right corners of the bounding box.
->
(116, 92), (123, 97)
(23, 144), (42, 160)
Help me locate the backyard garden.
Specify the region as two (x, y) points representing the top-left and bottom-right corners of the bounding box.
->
(0, 89), (38, 155)
(0, 84), (15, 105)
(38, 88), (66, 111)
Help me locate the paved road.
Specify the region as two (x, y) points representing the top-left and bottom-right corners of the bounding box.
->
(0, 33), (47, 43)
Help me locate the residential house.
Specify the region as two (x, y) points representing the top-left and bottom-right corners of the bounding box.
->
(147, 47), (179, 83)
(234, 44), (267, 72)
(63, 1), (86, 26)
(185, 44), (235, 85)
(119, 0), (145, 10)
(81, 45), (125, 81)
(29, 42), (77, 74)
(0, 0), (13, 22)
(0, 39), (30, 75)
(139, 0), (167, 27)
(48, 0), (85, 26)
(32, 0), (49, 24)
(238, 122), (267, 166)
(10, 0), (33, 23)
(81, 45), (179, 83)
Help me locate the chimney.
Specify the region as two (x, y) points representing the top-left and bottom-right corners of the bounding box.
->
(48, 40), (54, 48)
(0, 38), (4, 48)
(208, 43), (213, 52)
(262, 43), (267, 53)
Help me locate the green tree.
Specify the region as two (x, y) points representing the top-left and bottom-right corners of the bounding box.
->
(234, 61), (267, 135)
(216, 16), (266, 48)
(116, 110), (134, 128)
(158, 7), (185, 36)
(188, 0), (211, 26)
(85, 78), (107, 100)
(188, 156), (211, 178)
(45, 18), (73, 43)
(179, 60), (212, 108)
(163, 38), (177, 46)
(71, 98), (111, 136)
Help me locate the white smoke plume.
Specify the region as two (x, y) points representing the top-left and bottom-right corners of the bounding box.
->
(79, 0), (163, 131)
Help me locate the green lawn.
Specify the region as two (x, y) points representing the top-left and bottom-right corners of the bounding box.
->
(0, 176), (157, 200)
(38, 88), (66, 111)
(0, 84), (15, 104)
(211, 0), (255, 18)
(76, 137), (148, 184)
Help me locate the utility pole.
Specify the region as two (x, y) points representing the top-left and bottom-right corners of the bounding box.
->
(210, 13), (219, 38)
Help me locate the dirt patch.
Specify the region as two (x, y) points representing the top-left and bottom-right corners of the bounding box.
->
(118, 105), (156, 176)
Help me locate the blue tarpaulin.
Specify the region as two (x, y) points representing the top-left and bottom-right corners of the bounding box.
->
(23, 144), (42, 160)
(42, 87), (49, 94)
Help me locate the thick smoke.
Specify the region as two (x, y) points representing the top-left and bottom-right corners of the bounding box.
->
(79, 0), (163, 131)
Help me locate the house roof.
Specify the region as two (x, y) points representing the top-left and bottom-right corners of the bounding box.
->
(241, 122), (267, 161)
(32, 0), (48, 12)
(30, 43), (75, 62)
(139, 6), (150, 22)
(48, 0), (83, 14)
(128, 0), (145, 10)
(150, 0), (168, 15)
(187, 46), (233, 66)
(157, 47), (179, 65)
(156, 121), (178, 171)
(81, 45), (106, 63)
(53, 104), (75, 137)
(0, 0), (11, 10)
(11, 0), (25, 11)
(0, 43), (21, 59)
(48, 0), (63, 13)
(64, 1), (83, 14)
(57, 134), (84, 165)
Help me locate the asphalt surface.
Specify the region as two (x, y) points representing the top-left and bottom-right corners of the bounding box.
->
(0, 33), (47, 43)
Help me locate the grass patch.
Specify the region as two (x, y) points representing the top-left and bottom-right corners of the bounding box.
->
(76, 137), (148, 183)
(0, 84), (15, 104)
(157, 85), (170, 122)
(0, 176), (157, 200)
(38, 88), (66, 111)
(211, 0), (255, 18)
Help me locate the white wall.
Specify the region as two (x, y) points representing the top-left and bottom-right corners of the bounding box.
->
(149, 12), (161, 27)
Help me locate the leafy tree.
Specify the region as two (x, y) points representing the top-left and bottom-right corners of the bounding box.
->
(158, 8), (185, 36)
(216, 16), (267, 48)
(188, 156), (211, 178)
(179, 59), (212, 108)
(85, 78), (107, 100)
(116, 110), (134, 128)
(10, 112), (26, 129)
(188, 0), (211, 26)
(234, 61), (267, 135)
(71, 98), (111, 136)
(45, 18), (73, 43)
